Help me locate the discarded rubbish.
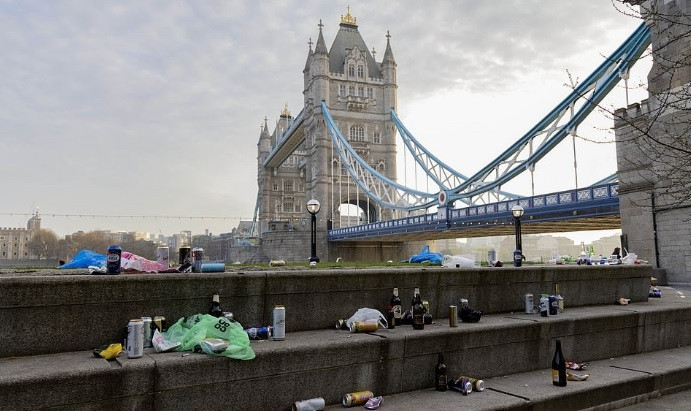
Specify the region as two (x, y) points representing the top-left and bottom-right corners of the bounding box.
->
(161, 314), (255, 360)
(566, 361), (588, 370)
(106, 245), (122, 274)
(93, 343), (122, 360)
(156, 246), (170, 268)
(447, 377), (472, 395)
(200, 337), (228, 354)
(457, 375), (485, 392)
(178, 245), (191, 266)
(567, 371), (589, 381)
(435, 353), (447, 391)
(649, 287), (662, 298)
(364, 396), (382, 410)
(127, 319), (144, 358)
(292, 397), (325, 411)
(245, 326), (272, 340)
(350, 321), (379, 333)
(153, 316), (167, 332)
(408, 245), (443, 264)
(192, 248), (204, 273)
(617, 298), (632, 305)
(525, 293), (534, 314)
(342, 391), (373, 407)
(335, 319), (348, 330)
(152, 329), (181, 353)
(201, 263), (225, 272)
(540, 294), (550, 317)
(273, 305), (286, 341)
(552, 339), (567, 387)
(142, 316), (153, 348)
(449, 305), (458, 327)
(346, 308), (388, 330)
(269, 260), (286, 267)
(442, 254), (475, 268)
(460, 306), (483, 323)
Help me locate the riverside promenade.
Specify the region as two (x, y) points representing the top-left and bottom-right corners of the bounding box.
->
(1, 265), (689, 410)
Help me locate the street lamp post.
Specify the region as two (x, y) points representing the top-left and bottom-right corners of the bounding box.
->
(511, 204), (525, 267)
(307, 199), (321, 263)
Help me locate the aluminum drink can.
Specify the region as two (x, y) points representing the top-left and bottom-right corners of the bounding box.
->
(448, 378), (473, 395)
(106, 245), (122, 274)
(245, 326), (272, 340)
(141, 316), (153, 348)
(178, 246), (191, 265)
(153, 316), (166, 332)
(156, 246), (170, 267)
(549, 295), (558, 315)
(272, 305), (285, 340)
(540, 295), (549, 317)
(127, 319), (144, 358)
(460, 298), (469, 309)
(525, 293), (534, 314)
(458, 375), (485, 392)
(293, 397), (326, 411)
(449, 305), (458, 327)
(192, 247), (204, 273)
(350, 321), (379, 333)
(342, 391), (373, 407)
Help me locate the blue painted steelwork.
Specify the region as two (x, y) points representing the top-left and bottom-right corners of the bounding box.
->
(261, 108), (306, 167)
(446, 23), (649, 202)
(390, 109), (520, 205)
(329, 183), (619, 241)
(322, 101), (439, 211)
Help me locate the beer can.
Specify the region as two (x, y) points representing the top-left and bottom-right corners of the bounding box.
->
(460, 298), (469, 309)
(245, 326), (272, 340)
(272, 305), (286, 340)
(141, 316), (153, 348)
(153, 316), (166, 332)
(449, 305), (458, 327)
(525, 293), (534, 314)
(127, 319), (144, 358)
(106, 245), (122, 274)
(192, 247), (204, 273)
(156, 246), (170, 267)
(458, 375), (485, 392)
(223, 312), (235, 322)
(293, 397), (326, 411)
(350, 321), (379, 333)
(448, 377), (473, 395)
(540, 295), (549, 317)
(342, 391), (373, 407)
(178, 245), (191, 265)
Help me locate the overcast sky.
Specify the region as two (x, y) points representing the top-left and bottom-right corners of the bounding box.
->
(0, 1), (649, 240)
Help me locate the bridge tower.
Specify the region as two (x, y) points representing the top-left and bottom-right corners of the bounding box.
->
(616, 0), (691, 283)
(257, 8), (399, 234)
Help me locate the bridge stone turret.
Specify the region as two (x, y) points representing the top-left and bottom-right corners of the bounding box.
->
(616, 0), (691, 283)
(256, 7), (407, 261)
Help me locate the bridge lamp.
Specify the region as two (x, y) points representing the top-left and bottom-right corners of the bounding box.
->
(511, 205), (525, 266)
(307, 199), (321, 263)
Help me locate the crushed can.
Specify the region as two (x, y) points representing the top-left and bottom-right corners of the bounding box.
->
(342, 391), (373, 407)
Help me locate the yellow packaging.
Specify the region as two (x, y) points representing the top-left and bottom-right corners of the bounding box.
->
(99, 343), (123, 360)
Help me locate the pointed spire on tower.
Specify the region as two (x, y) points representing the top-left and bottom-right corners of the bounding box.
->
(314, 19), (328, 54)
(382, 30), (396, 65)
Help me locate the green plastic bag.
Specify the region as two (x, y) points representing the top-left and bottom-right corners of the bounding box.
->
(162, 314), (255, 360)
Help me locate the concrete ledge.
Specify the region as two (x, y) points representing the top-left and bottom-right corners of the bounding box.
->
(363, 346), (691, 411)
(1, 293), (687, 411)
(0, 265), (651, 357)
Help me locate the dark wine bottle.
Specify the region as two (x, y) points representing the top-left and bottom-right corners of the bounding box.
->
(552, 339), (567, 386)
(435, 352), (447, 391)
(391, 287), (402, 325)
(412, 288), (425, 330)
(209, 293), (223, 318)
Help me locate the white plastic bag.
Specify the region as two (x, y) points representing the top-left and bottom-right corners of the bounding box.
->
(345, 308), (388, 330)
(442, 254), (476, 268)
(621, 253), (638, 265)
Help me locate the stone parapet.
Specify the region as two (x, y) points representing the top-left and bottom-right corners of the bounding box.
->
(0, 266), (651, 358)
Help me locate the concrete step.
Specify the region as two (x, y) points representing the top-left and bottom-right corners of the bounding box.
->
(0, 287), (688, 411)
(327, 345), (691, 411)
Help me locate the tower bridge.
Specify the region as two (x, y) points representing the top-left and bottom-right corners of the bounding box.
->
(252, 2), (691, 284)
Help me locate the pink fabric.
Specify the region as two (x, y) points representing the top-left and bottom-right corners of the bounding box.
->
(120, 251), (167, 273)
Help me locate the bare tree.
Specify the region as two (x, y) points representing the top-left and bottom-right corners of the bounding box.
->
(27, 229), (59, 260)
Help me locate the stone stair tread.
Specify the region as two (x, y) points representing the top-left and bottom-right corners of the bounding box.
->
(326, 346), (691, 410)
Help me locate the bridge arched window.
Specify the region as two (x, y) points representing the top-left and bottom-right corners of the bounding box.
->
(373, 132), (381, 144)
(357, 65), (364, 78)
(348, 64), (355, 77)
(339, 85), (346, 96)
(377, 160), (386, 172)
(350, 125), (365, 142)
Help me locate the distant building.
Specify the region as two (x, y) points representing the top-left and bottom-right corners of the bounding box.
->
(0, 213), (41, 260)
